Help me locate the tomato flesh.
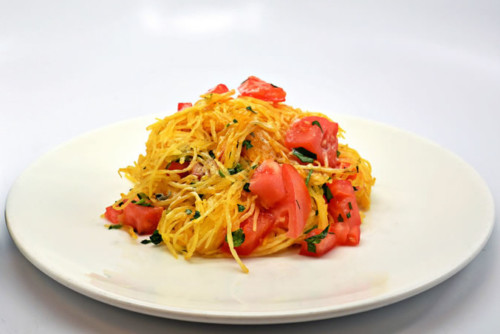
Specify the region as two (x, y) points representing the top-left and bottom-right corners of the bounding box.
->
(177, 102), (192, 111)
(285, 116), (339, 167)
(222, 211), (275, 256)
(238, 76), (286, 102)
(281, 164), (311, 238)
(327, 179), (361, 246)
(104, 202), (164, 235)
(299, 228), (337, 257)
(249, 159), (286, 208)
(207, 83), (229, 94)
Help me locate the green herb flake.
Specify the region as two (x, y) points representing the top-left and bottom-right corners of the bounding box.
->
(132, 193), (153, 207)
(186, 209), (193, 215)
(218, 170), (225, 178)
(305, 169), (313, 185)
(237, 204), (245, 212)
(347, 212), (351, 219)
(304, 225), (330, 253)
(192, 211), (201, 220)
(228, 163), (243, 175)
(209, 150), (216, 159)
(337, 150), (341, 158)
(242, 140), (253, 150)
(348, 202), (353, 210)
(315, 210), (319, 216)
(231, 228), (245, 247)
(243, 183), (251, 192)
(311, 120), (323, 133)
(356, 165), (359, 173)
(296, 199), (301, 209)
(108, 224), (123, 230)
(322, 184), (333, 202)
(142, 230), (163, 245)
(233, 119), (238, 123)
(304, 224), (318, 235)
(337, 214), (344, 222)
(251, 164), (258, 169)
(292, 147), (317, 163)
(246, 106), (257, 114)
(353, 186), (358, 191)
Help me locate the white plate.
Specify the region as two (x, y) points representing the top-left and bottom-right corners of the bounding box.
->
(5, 114), (494, 324)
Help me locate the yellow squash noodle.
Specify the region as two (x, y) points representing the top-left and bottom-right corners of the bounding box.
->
(116, 89), (375, 272)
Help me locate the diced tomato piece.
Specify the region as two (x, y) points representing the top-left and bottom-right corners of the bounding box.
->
(299, 228), (337, 257)
(222, 211), (275, 256)
(104, 205), (123, 224)
(327, 179), (362, 245)
(238, 76), (286, 102)
(177, 102), (192, 111)
(249, 159), (286, 208)
(167, 161), (190, 178)
(284, 116), (339, 167)
(331, 221), (349, 245)
(207, 83), (229, 94)
(122, 203), (164, 235)
(281, 164), (312, 238)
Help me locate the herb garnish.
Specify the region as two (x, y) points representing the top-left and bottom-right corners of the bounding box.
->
(218, 170), (225, 178)
(228, 163), (243, 175)
(132, 193), (153, 207)
(292, 147), (317, 163)
(108, 224), (122, 230)
(243, 183), (251, 192)
(337, 150), (341, 158)
(322, 184), (333, 202)
(141, 230), (163, 245)
(186, 209), (193, 215)
(237, 204), (245, 212)
(226, 228), (245, 247)
(192, 211), (201, 220)
(337, 214), (344, 222)
(346, 212), (351, 219)
(304, 224), (318, 234)
(304, 225), (330, 253)
(312, 120), (323, 133)
(246, 106), (257, 114)
(242, 140), (253, 150)
(348, 202), (353, 210)
(209, 150), (216, 159)
(305, 169), (313, 185)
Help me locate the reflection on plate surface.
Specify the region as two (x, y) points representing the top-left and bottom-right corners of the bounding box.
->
(6, 114), (494, 324)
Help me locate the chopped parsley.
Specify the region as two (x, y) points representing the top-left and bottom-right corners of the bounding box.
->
(246, 106), (257, 114)
(251, 164), (258, 169)
(304, 225), (330, 253)
(228, 163), (243, 175)
(292, 147), (317, 163)
(186, 209), (193, 215)
(192, 211), (201, 220)
(226, 228), (245, 247)
(348, 202), (353, 210)
(242, 140), (253, 150)
(209, 150), (216, 159)
(141, 230), (163, 245)
(353, 186), (358, 191)
(218, 170), (225, 178)
(322, 184), (333, 202)
(312, 120), (323, 133)
(305, 169), (313, 185)
(243, 183), (251, 192)
(237, 204), (245, 212)
(337, 214), (344, 222)
(304, 224), (318, 234)
(108, 224), (122, 230)
(132, 193), (153, 207)
(337, 150), (341, 158)
(347, 212), (351, 219)
(155, 193), (168, 201)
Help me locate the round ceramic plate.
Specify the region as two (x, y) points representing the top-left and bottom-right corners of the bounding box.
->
(5, 114), (494, 324)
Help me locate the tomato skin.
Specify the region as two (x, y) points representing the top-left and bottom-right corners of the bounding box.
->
(238, 76), (286, 102)
(167, 161), (190, 178)
(281, 164), (311, 238)
(284, 116), (339, 167)
(249, 159), (286, 208)
(222, 211), (275, 256)
(327, 179), (361, 246)
(122, 203), (164, 235)
(207, 83), (229, 94)
(177, 102), (192, 111)
(299, 228), (337, 257)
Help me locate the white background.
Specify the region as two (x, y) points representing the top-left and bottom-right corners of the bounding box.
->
(1, 0), (499, 333)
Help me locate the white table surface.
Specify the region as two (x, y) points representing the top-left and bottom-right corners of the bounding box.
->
(1, 1), (499, 333)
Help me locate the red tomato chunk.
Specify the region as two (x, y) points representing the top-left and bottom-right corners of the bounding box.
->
(104, 203), (164, 235)
(207, 83), (229, 94)
(299, 228), (337, 257)
(327, 179), (361, 246)
(285, 116), (340, 168)
(238, 76), (286, 102)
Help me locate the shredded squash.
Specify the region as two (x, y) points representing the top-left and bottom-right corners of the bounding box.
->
(111, 83), (375, 272)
